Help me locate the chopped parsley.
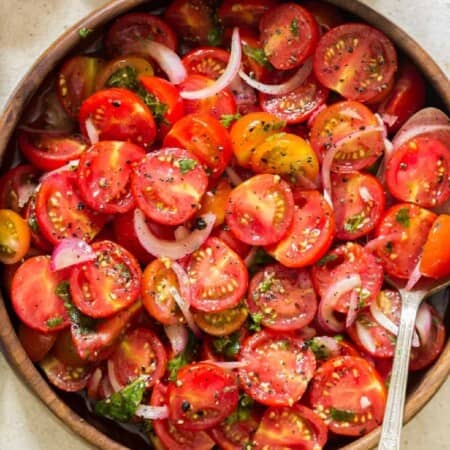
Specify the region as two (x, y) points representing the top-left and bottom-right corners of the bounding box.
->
(242, 44), (271, 68)
(344, 213), (365, 232)
(207, 26), (223, 46)
(330, 408), (355, 422)
(246, 247), (276, 275)
(257, 275), (274, 293)
(306, 338), (330, 360)
(220, 113), (242, 128)
(167, 331), (199, 381)
(290, 18), (299, 37)
(395, 207), (410, 227)
(46, 316), (64, 329)
(212, 332), (241, 359)
(79, 27), (93, 39)
(179, 158), (198, 174)
(28, 215), (39, 233)
(316, 253), (338, 266)
(248, 312), (263, 332)
(226, 394), (254, 425)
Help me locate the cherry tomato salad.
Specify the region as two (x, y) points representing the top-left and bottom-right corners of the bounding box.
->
(1, 1), (449, 449)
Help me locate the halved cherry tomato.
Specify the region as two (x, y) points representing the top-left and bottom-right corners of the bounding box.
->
(240, 30), (273, 82)
(332, 172), (386, 240)
(142, 258), (184, 325)
(151, 383), (215, 450)
(182, 47), (229, 80)
(377, 60), (426, 133)
(253, 404), (328, 449)
(301, 0), (345, 33)
(109, 327), (167, 387)
(212, 225), (251, 259)
(53, 329), (87, 367)
(259, 3), (319, 70)
(259, 74), (329, 124)
(131, 147), (208, 226)
(168, 362), (239, 431)
(105, 12), (177, 57)
(11, 256), (70, 332)
(312, 242), (383, 312)
(57, 56), (103, 119)
(385, 137), (450, 207)
(164, 113), (233, 178)
(0, 164), (40, 213)
(219, 0), (278, 30)
(314, 23), (397, 103)
(308, 356), (386, 436)
(18, 323), (57, 362)
(0, 209), (31, 264)
(179, 74), (237, 120)
(35, 170), (106, 244)
(164, 0), (220, 46)
(248, 264), (317, 331)
(23, 195), (52, 252)
(197, 177), (232, 227)
(238, 330), (316, 406)
(420, 215), (450, 279)
(266, 190), (335, 268)
(187, 237), (248, 312)
(70, 240), (141, 318)
(310, 100), (384, 171)
(226, 174), (294, 246)
(18, 132), (88, 172)
(79, 88), (156, 148)
(193, 303), (248, 336)
(374, 203), (437, 279)
(77, 141), (145, 214)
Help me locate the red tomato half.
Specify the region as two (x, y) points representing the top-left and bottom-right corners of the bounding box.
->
(248, 264), (317, 331)
(18, 323), (57, 362)
(70, 240), (141, 318)
(182, 47), (229, 80)
(11, 256), (70, 333)
(79, 88), (156, 148)
(314, 23), (397, 103)
(308, 356), (386, 436)
(168, 362), (239, 431)
(131, 147), (208, 226)
(238, 330), (316, 406)
(218, 0), (278, 30)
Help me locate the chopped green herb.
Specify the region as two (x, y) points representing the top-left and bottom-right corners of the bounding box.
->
(316, 253), (338, 266)
(306, 338), (330, 360)
(395, 207), (410, 227)
(226, 394), (254, 425)
(106, 66), (139, 90)
(167, 331), (199, 381)
(257, 275), (274, 293)
(290, 18), (299, 37)
(207, 26), (223, 46)
(220, 113), (242, 128)
(249, 312), (263, 332)
(114, 262), (132, 282)
(334, 334), (344, 342)
(95, 376), (147, 422)
(28, 215), (39, 233)
(79, 27), (93, 39)
(330, 408), (355, 422)
(344, 213), (365, 232)
(179, 158), (198, 174)
(242, 45), (271, 68)
(212, 332), (241, 359)
(247, 247), (276, 275)
(46, 316), (64, 329)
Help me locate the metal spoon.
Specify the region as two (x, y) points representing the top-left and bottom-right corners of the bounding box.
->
(378, 274), (450, 450)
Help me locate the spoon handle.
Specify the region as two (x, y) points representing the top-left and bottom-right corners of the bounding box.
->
(378, 291), (425, 450)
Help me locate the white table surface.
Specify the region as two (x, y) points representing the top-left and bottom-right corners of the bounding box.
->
(1, 1), (449, 449)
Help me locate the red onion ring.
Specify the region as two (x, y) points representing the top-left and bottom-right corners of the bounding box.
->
(180, 28), (242, 100)
(86, 367), (103, 399)
(310, 336), (340, 357)
(380, 112), (399, 128)
(239, 58), (313, 95)
(107, 359), (124, 393)
(415, 303), (432, 346)
(205, 360), (250, 370)
(355, 320), (377, 354)
(50, 238), (96, 271)
(135, 404), (169, 420)
(134, 209), (215, 260)
(85, 118), (99, 144)
(164, 323), (188, 356)
(346, 289), (360, 328)
(225, 166), (244, 187)
(405, 259), (422, 291)
(364, 232), (403, 254)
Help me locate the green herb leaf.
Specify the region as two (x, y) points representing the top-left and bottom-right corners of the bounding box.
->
(247, 247), (276, 276)
(226, 394), (255, 425)
(290, 18), (299, 37)
(395, 207), (410, 227)
(79, 27), (93, 39)
(330, 408), (355, 422)
(207, 26), (223, 46)
(334, 334), (344, 342)
(344, 213), (365, 232)
(179, 158), (198, 174)
(167, 331), (199, 381)
(220, 113), (242, 128)
(249, 312), (263, 332)
(46, 316), (64, 329)
(106, 66), (139, 90)
(212, 332), (241, 359)
(28, 215), (39, 233)
(242, 44), (271, 68)
(137, 87), (169, 124)
(316, 253), (338, 266)
(257, 274), (274, 293)
(306, 338), (330, 360)
(95, 376), (147, 422)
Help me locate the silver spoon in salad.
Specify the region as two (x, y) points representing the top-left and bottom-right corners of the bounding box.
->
(377, 274), (450, 450)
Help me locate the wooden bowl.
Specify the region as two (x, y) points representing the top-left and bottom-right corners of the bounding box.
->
(0, 1), (448, 449)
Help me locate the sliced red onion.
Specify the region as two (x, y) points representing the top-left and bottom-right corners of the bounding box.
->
(17, 180), (38, 209)
(86, 367), (103, 399)
(122, 40), (187, 85)
(205, 360), (250, 370)
(107, 359), (124, 393)
(239, 58), (312, 95)
(310, 336), (340, 357)
(225, 166), (243, 187)
(307, 104), (327, 128)
(380, 113), (399, 128)
(134, 209), (215, 260)
(415, 303), (432, 346)
(346, 289), (360, 328)
(341, 107), (364, 121)
(318, 275), (361, 333)
(85, 118), (99, 144)
(181, 28), (241, 100)
(135, 404), (169, 420)
(359, 186), (374, 203)
(355, 320), (377, 354)
(164, 323), (188, 356)
(393, 123), (450, 151)
(50, 238), (95, 271)
(405, 259), (422, 291)
(375, 113), (388, 141)
(364, 232), (403, 254)
(40, 159), (79, 182)
(229, 75), (257, 108)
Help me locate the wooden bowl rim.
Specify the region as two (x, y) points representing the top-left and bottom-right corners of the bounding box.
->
(0, 1), (449, 449)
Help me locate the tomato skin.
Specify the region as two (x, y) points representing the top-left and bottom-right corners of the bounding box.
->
(23, 196), (53, 252)
(301, 0), (345, 33)
(53, 329), (87, 367)
(212, 226), (251, 259)
(218, 0), (278, 30)
(168, 362), (239, 431)
(193, 303), (248, 336)
(11, 256), (70, 333)
(182, 47), (229, 80)
(260, 3), (319, 71)
(18, 323), (57, 362)
(420, 215), (450, 279)
(0, 209), (31, 264)
(79, 88), (156, 148)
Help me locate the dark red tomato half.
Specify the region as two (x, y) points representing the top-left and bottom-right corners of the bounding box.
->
(301, 0), (345, 34)
(18, 323), (57, 362)
(314, 23), (397, 103)
(248, 264), (317, 331)
(312, 242), (383, 312)
(182, 47), (229, 80)
(226, 174), (294, 246)
(238, 330), (316, 406)
(79, 88), (156, 148)
(259, 74), (329, 124)
(253, 404), (328, 450)
(332, 172), (386, 240)
(23, 195), (52, 252)
(105, 12), (178, 57)
(266, 190), (335, 268)
(308, 356), (386, 436)
(163, 113), (233, 178)
(11, 256), (70, 333)
(168, 362), (239, 431)
(77, 141), (145, 214)
(151, 383), (215, 450)
(18, 132), (88, 172)
(218, 0), (278, 30)
(259, 3), (319, 70)
(385, 137), (450, 207)
(70, 240), (141, 318)
(187, 237), (248, 313)
(109, 327), (167, 387)
(35, 170), (107, 244)
(374, 203), (437, 279)
(131, 147), (208, 226)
